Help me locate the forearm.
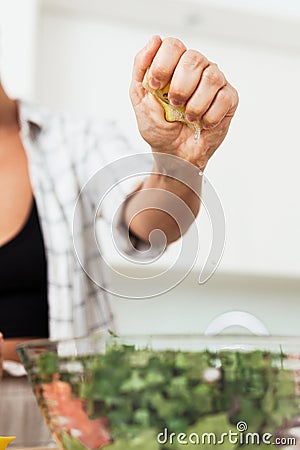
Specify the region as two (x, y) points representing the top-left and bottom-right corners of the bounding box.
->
(125, 163), (202, 244)
(2, 339), (23, 362)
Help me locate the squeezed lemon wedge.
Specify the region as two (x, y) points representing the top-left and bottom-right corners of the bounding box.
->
(142, 69), (201, 140)
(0, 437), (16, 450)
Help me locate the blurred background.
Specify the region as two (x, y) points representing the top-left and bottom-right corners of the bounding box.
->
(0, 0), (299, 335)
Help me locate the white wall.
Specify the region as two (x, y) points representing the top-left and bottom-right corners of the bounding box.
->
(110, 269), (300, 336)
(35, 3), (300, 278)
(0, 0), (39, 99)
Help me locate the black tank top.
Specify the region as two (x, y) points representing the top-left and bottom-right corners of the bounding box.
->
(0, 200), (49, 338)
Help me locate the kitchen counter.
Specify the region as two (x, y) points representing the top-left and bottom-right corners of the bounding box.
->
(15, 448), (58, 450)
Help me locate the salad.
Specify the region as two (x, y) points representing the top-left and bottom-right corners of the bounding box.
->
(23, 342), (300, 450)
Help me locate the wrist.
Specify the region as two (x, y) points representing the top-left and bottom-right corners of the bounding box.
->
(151, 147), (208, 173)
(150, 151), (203, 195)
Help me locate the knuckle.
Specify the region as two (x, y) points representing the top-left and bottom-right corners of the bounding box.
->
(182, 50), (207, 68)
(203, 66), (224, 86)
(218, 88), (231, 105)
(164, 37), (187, 52)
(221, 86), (239, 110)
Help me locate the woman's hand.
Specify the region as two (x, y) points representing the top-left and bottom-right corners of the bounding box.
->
(130, 36), (239, 170)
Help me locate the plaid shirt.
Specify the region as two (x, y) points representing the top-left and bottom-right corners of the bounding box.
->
(19, 101), (134, 340)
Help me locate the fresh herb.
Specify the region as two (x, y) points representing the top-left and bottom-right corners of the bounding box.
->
(27, 343), (299, 449)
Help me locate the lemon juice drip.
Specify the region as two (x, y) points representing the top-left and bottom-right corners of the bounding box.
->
(193, 124), (201, 141)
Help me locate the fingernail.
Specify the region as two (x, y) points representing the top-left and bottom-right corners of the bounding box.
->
(186, 114), (196, 123)
(170, 98), (183, 107)
(203, 121), (216, 129)
(149, 78), (161, 89)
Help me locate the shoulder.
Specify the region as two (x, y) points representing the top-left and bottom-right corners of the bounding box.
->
(18, 100), (127, 162)
(19, 102), (130, 173)
(19, 100), (120, 140)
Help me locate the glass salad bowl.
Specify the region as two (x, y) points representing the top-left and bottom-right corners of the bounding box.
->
(17, 334), (300, 450)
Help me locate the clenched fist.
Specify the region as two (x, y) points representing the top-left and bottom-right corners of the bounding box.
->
(130, 36), (238, 170)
